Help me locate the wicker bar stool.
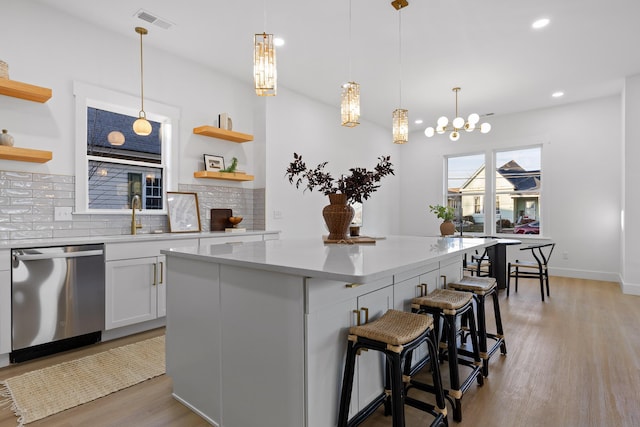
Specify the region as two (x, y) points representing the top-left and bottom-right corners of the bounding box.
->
(448, 275), (507, 377)
(411, 289), (483, 422)
(337, 309), (448, 427)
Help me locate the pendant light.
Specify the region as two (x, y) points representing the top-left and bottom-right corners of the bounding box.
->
(133, 27), (152, 136)
(392, 1), (409, 144)
(254, 1), (277, 96)
(341, 0), (360, 127)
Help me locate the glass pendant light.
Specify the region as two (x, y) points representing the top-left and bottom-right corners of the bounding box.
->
(254, 32), (277, 96)
(133, 27), (152, 136)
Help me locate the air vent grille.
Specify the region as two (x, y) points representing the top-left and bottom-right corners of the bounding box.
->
(134, 9), (174, 29)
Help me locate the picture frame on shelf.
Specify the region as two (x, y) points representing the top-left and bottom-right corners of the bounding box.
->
(204, 154), (225, 172)
(167, 191), (201, 233)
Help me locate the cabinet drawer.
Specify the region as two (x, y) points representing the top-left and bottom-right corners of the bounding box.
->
(305, 275), (393, 314)
(199, 234), (263, 247)
(105, 239), (195, 261)
(393, 262), (439, 284)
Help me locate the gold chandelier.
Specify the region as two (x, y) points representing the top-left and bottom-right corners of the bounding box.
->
(254, 32), (277, 96)
(133, 27), (152, 136)
(392, 0), (409, 144)
(341, 0), (360, 127)
(424, 87), (491, 141)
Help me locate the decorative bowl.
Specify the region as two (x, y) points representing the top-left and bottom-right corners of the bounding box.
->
(228, 216), (243, 226)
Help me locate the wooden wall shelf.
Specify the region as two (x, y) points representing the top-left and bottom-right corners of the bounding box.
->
(194, 171), (254, 181)
(0, 146), (52, 163)
(193, 126), (253, 143)
(0, 79), (52, 103)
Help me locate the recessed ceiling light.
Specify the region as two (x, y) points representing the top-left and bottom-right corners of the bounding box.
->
(552, 91), (564, 98)
(274, 38), (285, 47)
(414, 119), (423, 125)
(532, 18), (550, 29)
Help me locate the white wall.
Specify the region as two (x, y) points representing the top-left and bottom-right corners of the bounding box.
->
(399, 95), (623, 282)
(1, 1), (256, 188)
(265, 87), (401, 239)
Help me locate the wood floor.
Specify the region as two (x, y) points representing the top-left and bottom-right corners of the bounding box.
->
(0, 276), (638, 426)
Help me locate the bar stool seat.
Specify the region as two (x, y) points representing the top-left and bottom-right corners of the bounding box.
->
(338, 309), (448, 427)
(411, 289), (483, 422)
(448, 276), (507, 377)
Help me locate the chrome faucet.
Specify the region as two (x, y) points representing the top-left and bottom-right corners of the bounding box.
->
(131, 195), (143, 235)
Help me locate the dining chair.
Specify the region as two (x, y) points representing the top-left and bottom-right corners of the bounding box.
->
(463, 248), (492, 277)
(507, 243), (555, 301)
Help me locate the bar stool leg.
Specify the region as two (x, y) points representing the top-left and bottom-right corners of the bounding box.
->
(491, 290), (507, 355)
(337, 340), (358, 427)
(475, 294), (489, 377)
(388, 351), (405, 427)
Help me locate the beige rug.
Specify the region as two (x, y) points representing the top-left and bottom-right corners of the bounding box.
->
(0, 335), (165, 426)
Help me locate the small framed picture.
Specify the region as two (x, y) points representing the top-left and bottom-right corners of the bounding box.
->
(166, 192), (201, 233)
(204, 154), (225, 172)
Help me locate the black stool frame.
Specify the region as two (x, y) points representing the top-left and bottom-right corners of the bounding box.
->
(338, 326), (448, 427)
(411, 300), (483, 422)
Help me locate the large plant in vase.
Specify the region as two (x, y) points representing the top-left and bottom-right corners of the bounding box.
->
(286, 153), (394, 240)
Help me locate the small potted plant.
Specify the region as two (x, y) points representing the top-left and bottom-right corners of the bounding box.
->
(286, 153), (394, 240)
(429, 204), (456, 236)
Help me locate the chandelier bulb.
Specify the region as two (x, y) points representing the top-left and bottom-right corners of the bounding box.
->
(424, 127), (435, 137)
(464, 123), (475, 132)
(437, 116), (449, 127)
(468, 113), (480, 125)
(480, 122), (492, 133)
(449, 131), (460, 141)
(452, 117), (465, 129)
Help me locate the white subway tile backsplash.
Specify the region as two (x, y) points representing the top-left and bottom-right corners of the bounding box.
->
(0, 169), (266, 240)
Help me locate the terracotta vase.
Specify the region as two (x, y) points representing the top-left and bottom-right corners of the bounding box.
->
(322, 193), (355, 240)
(440, 220), (456, 236)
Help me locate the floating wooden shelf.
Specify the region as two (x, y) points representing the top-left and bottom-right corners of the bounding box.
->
(194, 171), (254, 181)
(0, 79), (52, 103)
(0, 146), (52, 163)
(193, 126), (253, 143)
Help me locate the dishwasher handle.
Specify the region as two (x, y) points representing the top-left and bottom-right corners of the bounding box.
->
(13, 249), (104, 261)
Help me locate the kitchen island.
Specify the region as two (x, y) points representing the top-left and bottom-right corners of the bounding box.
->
(162, 236), (493, 427)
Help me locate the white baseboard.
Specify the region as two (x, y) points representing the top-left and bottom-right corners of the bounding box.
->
(102, 317), (166, 342)
(549, 267), (620, 283)
(620, 280), (640, 296)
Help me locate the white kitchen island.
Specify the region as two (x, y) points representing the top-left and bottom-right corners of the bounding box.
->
(162, 236), (493, 427)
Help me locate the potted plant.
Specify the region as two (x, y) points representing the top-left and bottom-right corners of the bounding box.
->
(429, 204), (456, 236)
(286, 153), (394, 240)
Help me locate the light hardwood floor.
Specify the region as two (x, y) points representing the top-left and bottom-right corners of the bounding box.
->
(0, 277), (638, 426)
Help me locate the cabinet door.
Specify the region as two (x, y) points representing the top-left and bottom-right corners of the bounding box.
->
(356, 285), (394, 411)
(105, 257), (158, 329)
(439, 257), (463, 288)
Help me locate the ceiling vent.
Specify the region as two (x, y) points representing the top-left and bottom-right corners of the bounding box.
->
(134, 9), (174, 30)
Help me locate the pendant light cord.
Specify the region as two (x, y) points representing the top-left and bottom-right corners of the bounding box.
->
(139, 30), (145, 115)
(398, 9), (402, 108)
(348, 0), (353, 79)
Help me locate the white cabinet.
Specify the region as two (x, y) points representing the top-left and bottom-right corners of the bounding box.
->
(305, 276), (393, 427)
(0, 250), (10, 354)
(439, 256), (463, 288)
(105, 239), (193, 330)
(105, 256), (165, 329)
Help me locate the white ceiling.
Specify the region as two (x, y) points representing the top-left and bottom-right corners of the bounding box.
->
(35, 0), (640, 131)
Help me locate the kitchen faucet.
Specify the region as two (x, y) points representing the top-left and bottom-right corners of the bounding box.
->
(131, 195), (143, 235)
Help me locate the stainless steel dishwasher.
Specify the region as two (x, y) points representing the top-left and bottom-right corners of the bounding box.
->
(11, 244), (105, 362)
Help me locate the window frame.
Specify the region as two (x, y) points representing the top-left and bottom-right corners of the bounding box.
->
(444, 144), (543, 237)
(74, 81), (180, 215)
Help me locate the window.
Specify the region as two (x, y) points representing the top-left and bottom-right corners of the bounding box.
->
(74, 82), (180, 214)
(446, 154), (485, 234)
(495, 147), (541, 235)
(446, 146), (542, 235)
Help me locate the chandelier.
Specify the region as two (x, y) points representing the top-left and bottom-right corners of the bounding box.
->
(424, 87), (491, 141)
(254, 32), (277, 96)
(133, 27), (152, 136)
(341, 0), (360, 127)
(392, 0), (409, 144)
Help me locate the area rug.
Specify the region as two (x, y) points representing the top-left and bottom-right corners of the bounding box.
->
(0, 335), (165, 426)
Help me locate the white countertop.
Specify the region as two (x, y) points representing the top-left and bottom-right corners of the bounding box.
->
(162, 235), (494, 283)
(0, 230), (279, 250)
